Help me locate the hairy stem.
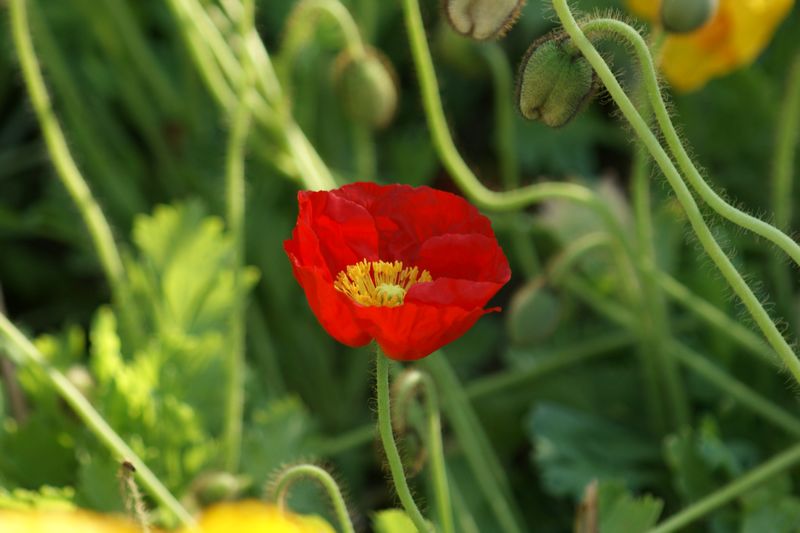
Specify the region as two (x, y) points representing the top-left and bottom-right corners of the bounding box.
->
(375, 349), (432, 532)
(273, 464), (355, 533)
(553, 1), (800, 385)
(393, 370), (454, 533)
(10, 0), (125, 302)
(222, 0), (257, 474)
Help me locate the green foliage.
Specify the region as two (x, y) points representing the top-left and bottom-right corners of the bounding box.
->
(528, 402), (662, 499)
(596, 480), (663, 533)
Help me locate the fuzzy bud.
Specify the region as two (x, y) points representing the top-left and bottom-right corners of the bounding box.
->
(516, 36), (596, 128)
(660, 0), (718, 34)
(333, 48), (398, 130)
(443, 0), (526, 41)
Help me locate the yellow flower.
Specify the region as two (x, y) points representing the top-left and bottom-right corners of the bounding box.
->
(192, 501), (336, 533)
(626, 0), (795, 91)
(0, 509), (141, 533)
(0, 502), (335, 533)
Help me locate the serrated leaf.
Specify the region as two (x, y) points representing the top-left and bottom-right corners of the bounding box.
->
(597, 480), (662, 533)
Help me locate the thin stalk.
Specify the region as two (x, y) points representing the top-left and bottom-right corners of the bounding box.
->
(375, 349), (432, 532)
(581, 17), (800, 269)
(652, 270), (776, 366)
(648, 442), (800, 532)
(670, 343), (800, 438)
(422, 354), (525, 533)
(466, 330), (636, 399)
(0, 313), (194, 527)
(281, 0), (366, 59)
(222, 0), (257, 473)
(769, 53), (800, 323)
(560, 276), (800, 440)
(393, 370), (454, 533)
(553, 1), (800, 385)
(631, 143), (689, 432)
(480, 43), (519, 190)
(273, 464), (355, 533)
(10, 0), (125, 297)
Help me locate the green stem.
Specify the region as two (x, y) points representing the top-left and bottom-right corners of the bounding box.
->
(648, 442), (800, 532)
(769, 53), (800, 323)
(422, 355), (525, 533)
(282, 0), (366, 59)
(375, 349), (432, 532)
(10, 0), (125, 299)
(581, 17), (800, 270)
(273, 464), (355, 533)
(631, 143), (688, 432)
(466, 330), (635, 399)
(652, 270), (776, 366)
(0, 314), (194, 527)
(393, 370), (454, 533)
(553, 1), (800, 386)
(560, 276), (800, 440)
(222, 0), (257, 474)
(480, 43), (519, 190)
(669, 343), (800, 438)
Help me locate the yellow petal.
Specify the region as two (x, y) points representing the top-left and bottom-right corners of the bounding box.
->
(626, 0), (661, 22)
(192, 501), (336, 533)
(661, 0), (794, 91)
(0, 510), (141, 533)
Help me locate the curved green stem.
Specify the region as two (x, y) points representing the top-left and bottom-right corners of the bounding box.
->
(422, 354), (525, 533)
(480, 43), (519, 190)
(375, 349), (432, 532)
(393, 370), (454, 533)
(222, 0), (257, 474)
(10, 0), (125, 300)
(648, 442), (800, 533)
(582, 17), (800, 269)
(273, 464), (355, 533)
(0, 314), (194, 527)
(670, 343), (800, 438)
(282, 0), (366, 59)
(552, 0), (800, 385)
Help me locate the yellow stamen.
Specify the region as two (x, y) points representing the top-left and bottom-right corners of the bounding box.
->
(334, 259), (433, 307)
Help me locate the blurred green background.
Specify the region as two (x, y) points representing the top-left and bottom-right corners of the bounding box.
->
(1, 0), (800, 531)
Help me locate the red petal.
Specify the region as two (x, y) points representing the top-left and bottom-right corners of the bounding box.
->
(354, 302), (497, 360)
(285, 258), (373, 348)
(295, 190), (380, 275)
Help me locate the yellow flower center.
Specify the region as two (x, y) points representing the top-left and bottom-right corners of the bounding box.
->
(334, 259), (432, 307)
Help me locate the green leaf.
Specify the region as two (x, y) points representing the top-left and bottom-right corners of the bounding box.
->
(0, 486), (76, 511)
(596, 480), (663, 533)
(741, 476), (800, 533)
(241, 396), (316, 486)
(527, 403), (661, 498)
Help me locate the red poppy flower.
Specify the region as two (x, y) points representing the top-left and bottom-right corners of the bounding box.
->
(284, 182), (511, 360)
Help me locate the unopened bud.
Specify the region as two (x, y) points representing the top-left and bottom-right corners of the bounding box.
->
(444, 0), (526, 41)
(516, 36), (596, 128)
(660, 0), (717, 34)
(333, 48), (398, 129)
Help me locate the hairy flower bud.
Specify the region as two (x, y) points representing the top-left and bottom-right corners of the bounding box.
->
(333, 48), (398, 129)
(443, 0), (526, 40)
(516, 36), (596, 128)
(660, 0), (718, 34)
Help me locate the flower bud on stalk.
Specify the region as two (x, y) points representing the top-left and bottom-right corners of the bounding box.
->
(660, 0), (718, 33)
(443, 0), (526, 40)
(516, 35), (596, 128)
(333, 47), (399, 129)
